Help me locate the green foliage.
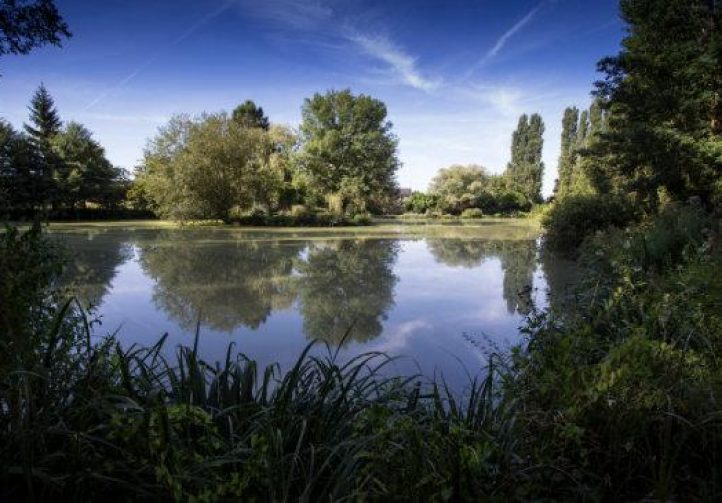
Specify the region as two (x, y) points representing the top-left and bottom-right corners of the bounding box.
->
(51, 121), (126, 209)
(0, 224), (62, 350)
(429, 164), (488, 214)
(0, 1), (70, 58)
(589, 0), (722, 208)
(426, 165), (531, 216)
(543, 193), (636, 254)
(232, 99), (270, 130)
(2, 86), (128, 218)
(513, 207), (722, 499)
(299, 89), (400, 215)
(505, 113), (545, 205)
(460, 207), (483, 219)
(137, 114), (296, 221)
(403, 190), (436, 214)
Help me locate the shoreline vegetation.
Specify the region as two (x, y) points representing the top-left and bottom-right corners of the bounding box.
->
(2, 202), (721, 501)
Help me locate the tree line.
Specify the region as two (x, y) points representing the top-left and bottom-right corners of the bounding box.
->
(0, 85), (128, 218)
(545, 0), (722, 251)
(403, 113), (545, 216)
(130, 89), (400, 222)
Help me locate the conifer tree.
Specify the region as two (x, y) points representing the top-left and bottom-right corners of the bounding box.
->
(23, 83), (62, 208)
(232, 100), (270, 130)
(24, 83), (62, 145)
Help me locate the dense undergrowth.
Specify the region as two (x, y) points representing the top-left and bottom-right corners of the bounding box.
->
(1, 204), (721, 501)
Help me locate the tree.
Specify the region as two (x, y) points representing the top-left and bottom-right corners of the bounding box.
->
(23, 83), (62, 207)
(0, 0), (70, 58)
(138, 113), (290, 221)
(429, 164), (489, 214)
(232, 100), (270, 130)
(299, 89), (400, 215)
(556, 107), (579, 197)
(24, 83), (61, 144)
(505, 113), (545, 204)
(591, 0), (722, 208)
(51, 122), (124, 209)
(0, 120), (42, 213)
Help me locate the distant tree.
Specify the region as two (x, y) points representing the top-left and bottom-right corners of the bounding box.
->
(51, 122), (124, 209)
(232, 100), (270, 130)
(23, 83), (62, 208)
(138, 113), (290, 221)
(429, 164), (489, 214)
(404, 191), (436, 214)
(299, 89), (399, 215)
(0, 120), (42, 213)
(505, 113), (545, 204)
(0, 0), (70, 58)
(590, 0), (722, 208)
(556, 107), (579, 197)
(24, 83), (61, 144)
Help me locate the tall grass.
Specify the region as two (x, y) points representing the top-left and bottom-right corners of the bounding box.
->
(0, 303), (513, 501)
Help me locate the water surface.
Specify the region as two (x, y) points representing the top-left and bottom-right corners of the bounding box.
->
(52, 221), (571, 390)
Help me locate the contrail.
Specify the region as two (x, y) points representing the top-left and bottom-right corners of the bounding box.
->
(85, 1), (234, 110)
(463, 1), (546, 80)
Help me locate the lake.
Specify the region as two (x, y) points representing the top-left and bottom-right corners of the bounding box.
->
(51, 220), (573, 391)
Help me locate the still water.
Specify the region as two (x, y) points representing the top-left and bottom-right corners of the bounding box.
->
(51, 221), (572, 390)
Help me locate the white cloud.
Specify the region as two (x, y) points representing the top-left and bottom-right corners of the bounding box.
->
(348, 33), (441, 92)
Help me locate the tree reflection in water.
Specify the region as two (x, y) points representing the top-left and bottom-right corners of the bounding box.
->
(137, 234), (399, 344)
(427, 238), (538, 315)
(138, 234), (303, 331)
(295, 239), (399, 345)
(59, 230), (134, 307)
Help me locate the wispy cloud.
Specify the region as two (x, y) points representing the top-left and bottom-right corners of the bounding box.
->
(465, 1), (546, 78)
(84, 1), (234, 110)
(348, 33), (441, 92)
(486, 3), (544, 60)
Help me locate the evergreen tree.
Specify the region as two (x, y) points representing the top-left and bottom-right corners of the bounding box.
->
(24, 83), (62, 144)
(23, 84), (63, 209)
(506, 113), (545, 204)
(232, 100), (270, 130)
(0, 120), (43, 213)
(51, 122), (124, 209)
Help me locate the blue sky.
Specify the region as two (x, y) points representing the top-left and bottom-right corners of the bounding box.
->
(0, 0), (622, 194)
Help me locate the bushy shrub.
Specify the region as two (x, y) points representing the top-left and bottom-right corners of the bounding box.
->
(460, 208), (484, 219)
(543, 193), (636, 254)
(352, 213), (373, 225)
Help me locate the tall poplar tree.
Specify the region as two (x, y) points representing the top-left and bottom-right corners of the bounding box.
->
(556, 107), (579, 197)
(506, 113), (545, 204)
